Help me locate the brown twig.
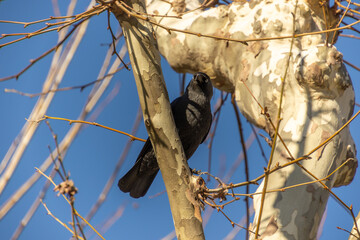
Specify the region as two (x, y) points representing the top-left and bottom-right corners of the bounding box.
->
(231, 93), (250, 240)
(340, 33), (360, 40)
(107, 9), (129, 70)
(254, 3), (298, 237)
(336, 0), (360, 15)
(343, 59), (360, 71)
(205, 155), (352, 217)
(342, 20), (360, 34)
(84, 106), (142, 224)
(331, 0), (352, 46)
(0, 16), (76, 27)
(40, 199), (83, 239)
(44, 121), (84, 239)
(249, 124), (268, 164)
(0, 5), (108, 48)
(320, 0), (330, 45)
(0, 20), (83, 82)
(337, 226), (360, 239)
(45, 121), (67, 181)
(205, 198), (257, 236)
(35, 115), (146, 142)
(11, 168), (57, 240)
(195, 170), (226, 187)
(36, 168), (104, 240)
(116, 0), (360, 46)
(0, 38), (127, 221)
(207, 109), (360, 191)
(4, 66), (127, 97)
(114, 1), (248, 45)
(237, 21), (360, 237)
(207, 92), (228, 181)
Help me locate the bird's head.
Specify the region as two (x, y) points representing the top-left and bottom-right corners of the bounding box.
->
(187, 72), (213, 100)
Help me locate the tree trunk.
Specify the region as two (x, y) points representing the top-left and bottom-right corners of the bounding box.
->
(111, 1), (205, 239)
(145, 0), (358, 239)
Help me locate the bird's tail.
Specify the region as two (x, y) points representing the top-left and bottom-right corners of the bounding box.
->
(118, 160), (158, 198)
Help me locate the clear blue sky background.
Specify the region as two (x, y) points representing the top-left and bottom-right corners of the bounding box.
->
(0, 0), (359, 239)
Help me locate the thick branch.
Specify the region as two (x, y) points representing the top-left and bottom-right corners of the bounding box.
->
(110, 1), (205, 239)
(144, 0), (357, 239)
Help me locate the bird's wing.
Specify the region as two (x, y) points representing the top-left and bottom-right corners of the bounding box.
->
(134, 96), (183, 166)
(201, 113), (212, 143)
(170, 96), (182, 110)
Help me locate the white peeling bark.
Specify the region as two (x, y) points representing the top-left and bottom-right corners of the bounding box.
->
(349, 211), (360, 240)
(145, 0), (357, 239)
(111, 1), (205, 239)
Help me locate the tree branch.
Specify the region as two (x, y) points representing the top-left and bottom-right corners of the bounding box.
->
(110, 0), (205, 239)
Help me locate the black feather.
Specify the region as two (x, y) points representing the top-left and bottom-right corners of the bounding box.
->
(118, 72), (213, 198)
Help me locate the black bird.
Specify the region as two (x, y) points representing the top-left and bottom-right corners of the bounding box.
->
(118, 72), (213, 198)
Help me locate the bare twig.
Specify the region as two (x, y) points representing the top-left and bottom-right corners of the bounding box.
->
(84, 106), (142, 223)
(207, 109), (360, 193)
(231, 93), (250, 240)
(45, 121), (67, 181)
(0, 5), (109, 48)
(0, 20), (84, 82)
(344, 59), (360, 71)
(40, 199), (83, 239)
(36, 115), (146, 142)
(0, 40), (127, 220)
(36, 168), (104, 240)
(116, 0), (360, 46)
(331, 0), (352, 45)
(107, 9), (129, 70)
(11, 168), (57, 240)
(250, 124), (268, 164)
(0, 4), (93, 196)
(207, 92), (229, 181)
(340, 33), (360, 40)
(4, 66), (127, 97)
(337, 226), (360, 239)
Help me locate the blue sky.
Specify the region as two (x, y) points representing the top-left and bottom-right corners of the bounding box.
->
(0, 0), (359, 240)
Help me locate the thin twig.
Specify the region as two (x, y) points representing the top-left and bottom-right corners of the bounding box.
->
(344, 59), (360, 71)
(0, 5), (108, 48)
(0, 39), (127, 221)
(45, 121), (67, 181)
(36, 168), (104, 240)
(206, 157), (352, 208)
(337, 226), (360, 239)
(205, 198), (257, 236)
(84, 106), (142, 224)
(107, 9), (129, 70)
(11, 168), (57, 240)
(254, 3), (298, 237)
(231, 93), (250, 240)
(0, 16), (76, 27)
(40, 199), (83, 239)
(207, 92), (228, 181)
(0, 20), (83, 82)
(340, 33), (360, 40)
(116, 0), (360, 46)
(249, 124), (268, 164)
(0, 41), (127, 220)
(36, 115), (146, 142)
(4, 66), (127, 97)
(331, 0), (352, 46)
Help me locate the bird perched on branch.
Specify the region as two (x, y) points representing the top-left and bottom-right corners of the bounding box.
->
(118, 72), (213, 198)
